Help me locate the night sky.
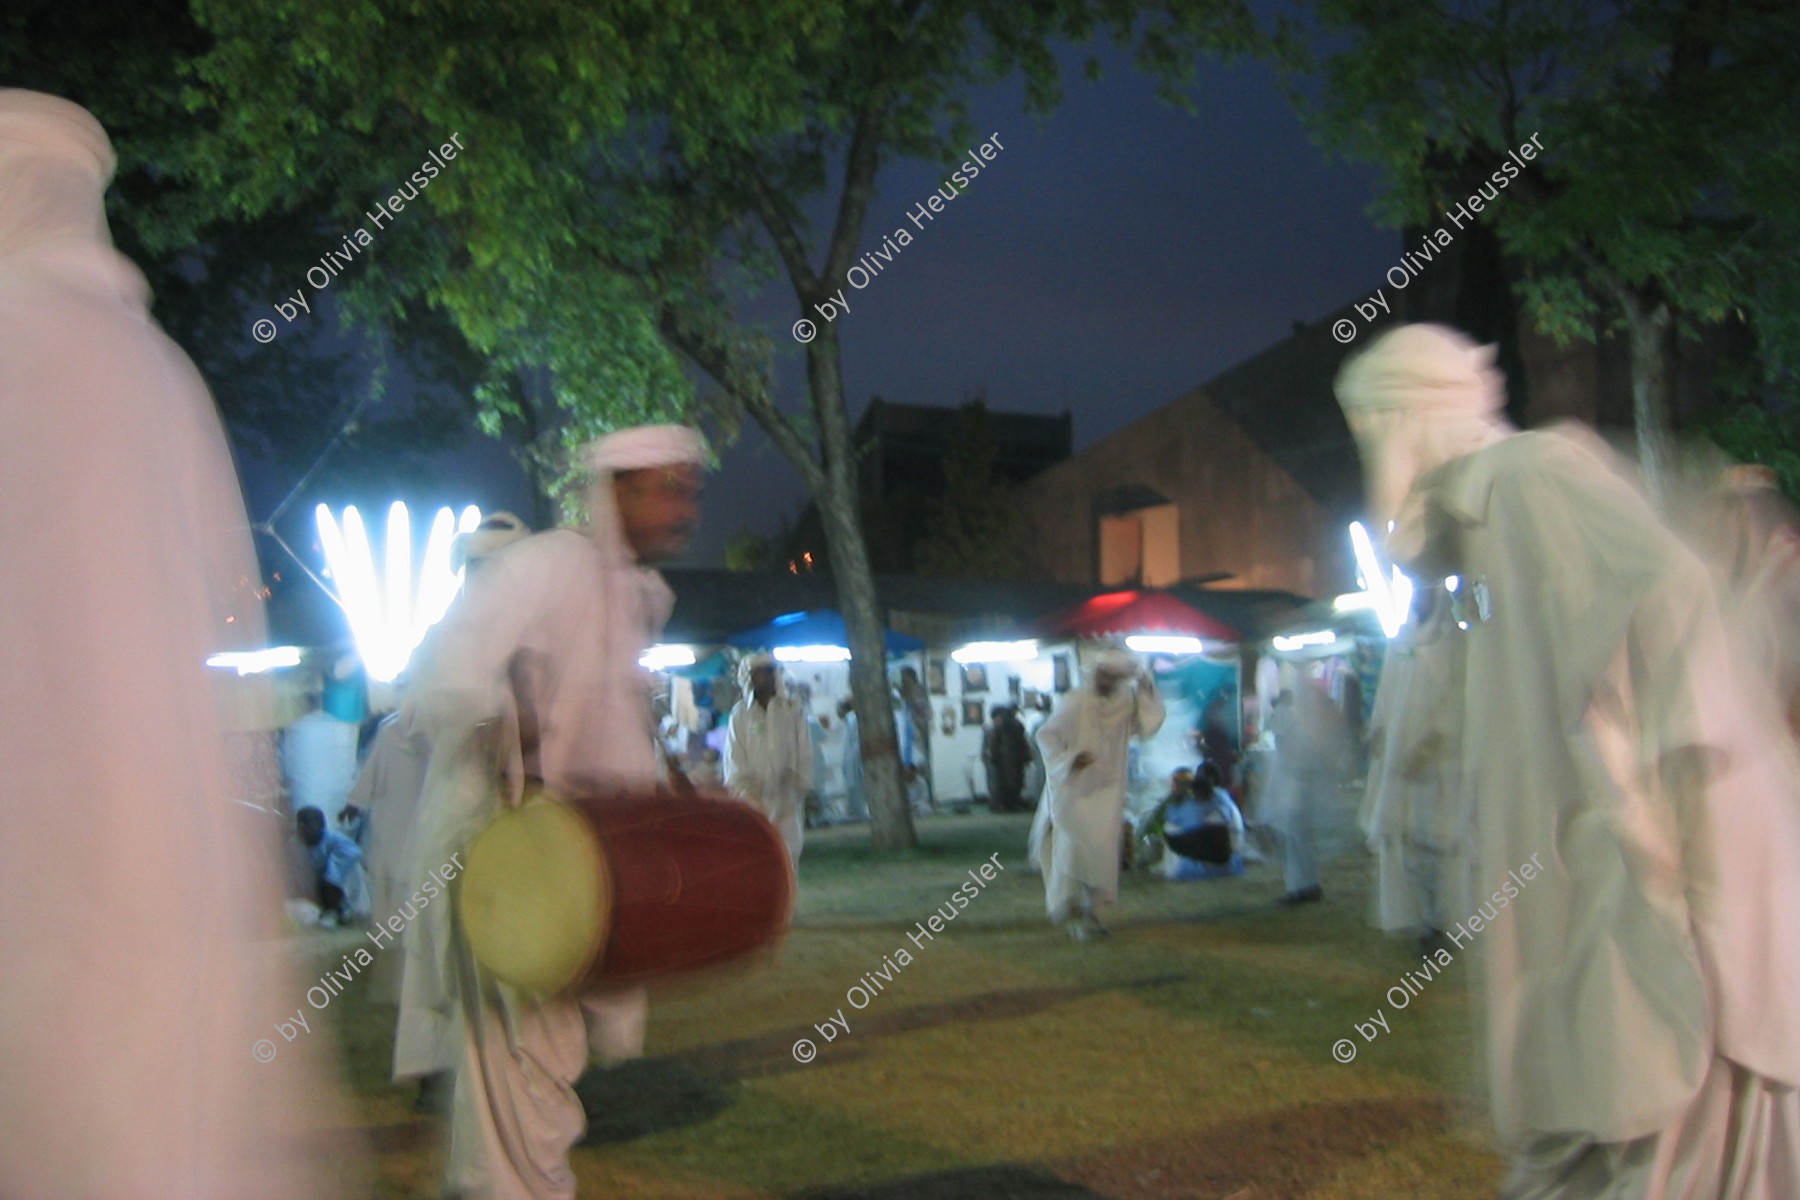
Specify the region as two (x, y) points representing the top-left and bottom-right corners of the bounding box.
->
(242, 33), (1399, 582)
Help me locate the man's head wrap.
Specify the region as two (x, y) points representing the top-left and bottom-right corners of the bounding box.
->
(737, 652), (780, 693)
(587, 425), (708, 476)
(1091, 648), (1139, 677)
(0, 91), (143, 304)
(1333, 324), (1516, 557)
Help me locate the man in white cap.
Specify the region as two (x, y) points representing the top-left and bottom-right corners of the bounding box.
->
(725, 652), (813, 865)
(1336, 323), (1800, 1197)
(399, 425), (705, 1199)
(1028, 648), (1165, 939)
(372, 512), (531, 1112)
(0, 91), (332, 1198)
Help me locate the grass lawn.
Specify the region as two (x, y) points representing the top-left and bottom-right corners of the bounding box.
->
(305, 787), (1504, 1198)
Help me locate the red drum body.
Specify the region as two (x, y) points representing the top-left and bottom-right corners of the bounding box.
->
(457, 788), (793, 996)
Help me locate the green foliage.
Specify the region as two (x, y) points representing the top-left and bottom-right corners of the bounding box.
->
(1299, 0), (1800, 406)
(1699, 405), (1800, 504)
(723, 530), (776, 572)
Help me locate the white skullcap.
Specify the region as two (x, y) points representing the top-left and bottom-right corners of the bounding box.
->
(586, 424), (708, 475)
(1092, 648), (1138, 675)
(0, 90), (115, 179)
(1334, 324), (1505, 418)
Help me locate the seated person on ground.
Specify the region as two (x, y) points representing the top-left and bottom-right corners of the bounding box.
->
(1159, 763), (1246, 880)
(296, 805), (370, 927)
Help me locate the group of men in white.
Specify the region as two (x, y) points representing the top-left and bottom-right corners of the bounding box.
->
(7, 78), (1797, 1200)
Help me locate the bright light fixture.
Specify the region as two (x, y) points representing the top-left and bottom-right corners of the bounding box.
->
(639, 644), (697, 671)
(1348, 521), (1414, 639)
(1332, 591), (1377, 613)
(1272, 630), (1338, 653)
(951, 639), (1038, 664)
(316, 501), (479, 683)
(773, 644), (852, 664)
(205, 646), (303, 675)
(1124, 634), (1205, 655)
(1445, 575), (1460, 593)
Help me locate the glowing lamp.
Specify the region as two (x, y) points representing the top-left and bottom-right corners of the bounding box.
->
(772, 644), (852, 664)
(1348, 521), (1414, 639)
(205, 646), (303, 675)
(315, 501), (481, 683)
(1124, 634), (1205, 655)
(950, 640), (1038, 664)
(639, 644), (697, 671)
(1272, 630), (1338, 653)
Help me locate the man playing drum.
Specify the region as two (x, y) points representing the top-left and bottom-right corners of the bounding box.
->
(397, 424), (706, 1200)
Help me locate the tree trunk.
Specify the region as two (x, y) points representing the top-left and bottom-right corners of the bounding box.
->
(1625, 298), (1676, 501)
(806, 331), (916, 850)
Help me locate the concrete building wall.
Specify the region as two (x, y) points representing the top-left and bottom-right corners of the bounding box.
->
(1015, 386), (1344, 597)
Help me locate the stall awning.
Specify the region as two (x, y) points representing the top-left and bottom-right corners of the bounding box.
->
(725, 610), (924, 655)
(1035, 590), (1240, 642)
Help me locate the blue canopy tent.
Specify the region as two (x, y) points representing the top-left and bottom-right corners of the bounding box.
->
(725, 610), (924, 656)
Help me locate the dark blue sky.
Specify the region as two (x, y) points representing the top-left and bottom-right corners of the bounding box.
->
(244, 33), (1399, 575)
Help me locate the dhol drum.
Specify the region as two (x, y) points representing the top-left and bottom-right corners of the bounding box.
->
(456, 787), (793, 996)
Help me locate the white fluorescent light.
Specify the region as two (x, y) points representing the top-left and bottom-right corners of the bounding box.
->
(1125, 634), (1204, 655)
(1332, 591), (1377, 612)
(639, 644), (697, 671)
(1272, 630), (1338, 652)
(317, 501), (480, 683)
(1445, 575), (1460, 593)
(950, 639), (1039, 664)
(773, 644), (852, 664)
(1348, 521), (1412, 639)
(206, 646), (303, 675)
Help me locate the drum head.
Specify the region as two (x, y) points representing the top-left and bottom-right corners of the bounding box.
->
(459, 794), (611, 995)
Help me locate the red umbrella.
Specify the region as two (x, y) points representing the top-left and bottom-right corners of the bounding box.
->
(1035, 590), (1240, 642)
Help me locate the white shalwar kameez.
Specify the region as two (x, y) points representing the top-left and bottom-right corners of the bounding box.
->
(0, 91), (330, 1200)
(1337, 324), (1800, 1200)
(1359, 594), (1472, 934)
(724, 668), (813, 865)
(398, 427), (702, 1200)
(351, 713), (430, 1001)
(1029, 658), (1165, 921)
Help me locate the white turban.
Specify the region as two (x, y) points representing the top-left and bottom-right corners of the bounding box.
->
(1091, 648), (1138, 675)
(586, 424), (708, 475)
(0, 91), (141, 305)
(1334, 324), (1516, 557)
(737, 652), (779, 691)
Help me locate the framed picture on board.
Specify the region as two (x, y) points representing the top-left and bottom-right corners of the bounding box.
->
(940, 706), (957, 736)
(1008, 675), (1022, 705)
(926, 657), (947, 695)
(961, 699), (985, 726)
(961, 663), (988, 693)
(1022, 687), (1041, 710)
(1052, 653), (1072, 693)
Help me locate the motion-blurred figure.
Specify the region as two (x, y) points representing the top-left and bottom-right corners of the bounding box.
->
(982, 704), (1031, 812)
(1262, 683), (1347, 905)
(1360, 588), (1471, 955)
(838, 697), (870, 821)
(1337, 323), (1800, 1199)
(1029, 649), (1165, 939)
(297, 805), (370, 927)
(399, 426), (706, 1200)
(1696, 465), (1800, 743)
(725, 653), (813, 865)
(0, 90), (331, 1199)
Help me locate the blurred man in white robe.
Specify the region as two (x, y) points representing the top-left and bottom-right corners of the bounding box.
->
(1360, 589), (1472, 953)
(399, 425), (705, 1200)
(725, 653), (813, 864)
(1262, 682), (1349, 906)
(1029, 649), (1165, 939)
(1337, 323), (1800, 1199)
(0, 90), (334, 1200)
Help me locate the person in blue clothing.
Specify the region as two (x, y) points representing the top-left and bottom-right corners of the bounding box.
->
(297, 805), (369, 927)
(1160, 762), (1245, 881)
